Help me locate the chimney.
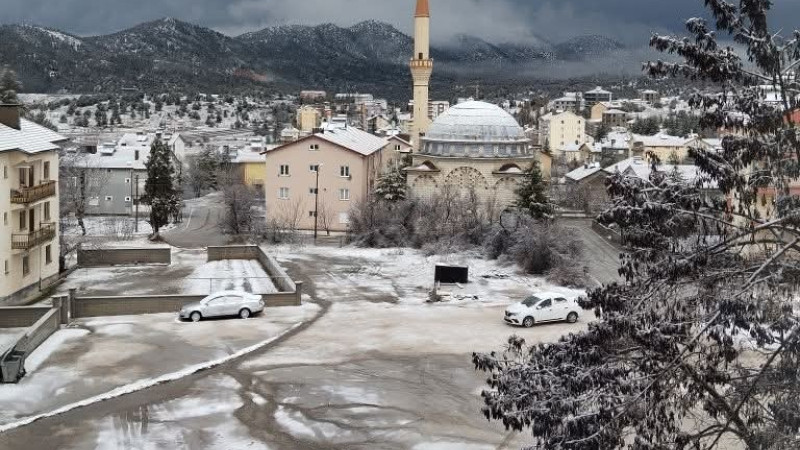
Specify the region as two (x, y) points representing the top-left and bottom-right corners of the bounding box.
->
(0, 104), (21, 130)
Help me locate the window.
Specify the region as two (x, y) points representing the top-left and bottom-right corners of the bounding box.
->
(279, 165), (290, 176)
(45, 245), (52, 265)
(3, 166), (6, 179)
(309, 144), (320, 151)
(3, 212), (6, 226)
(340, 166), (350, 178)
(338, 212), (349, 224)
(309, 211), (317, 218)
(309, 165), (319, 173)
(278, 187), (290, 200)
(44, 202), (51, 221)
(105, 196), (113, 202)
(22, 256), (29, 276)
(19, 212), (26, 230)
(43, 161), (50, 180)
(309, 188), (318, 195)
(125, 178), (131, 184)
(3, 260), (7, 275)
(538, 299), (552, 309)
(89, 197), (100, 206)
(124, 196), (132, 202)
(394, 144), (401, 151)
(339, 189), (350, 201)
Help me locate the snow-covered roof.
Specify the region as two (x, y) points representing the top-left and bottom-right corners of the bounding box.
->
(632, 132), (692, 147)
(566, 163), (603, 182)
(79, 145), (149, 170)
(0, 118), (67, 154)
(586, 86), (611, 95)
(316, 125), (387, 156)
(424, 101), (527, 144)
(604, 109), (626, 115)
(606, 157), (717, 188)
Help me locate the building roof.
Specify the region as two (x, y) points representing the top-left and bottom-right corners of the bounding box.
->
(265, 123), (387, 157)
(586, 86), (611, 95)
(604, 109), (626, 115)
(632, 132), (692, 148)
(424, 101), (527, 144)
(566, 163), (604, 182)
(0, 118), (68, 154)
(604, 157), (716, 188)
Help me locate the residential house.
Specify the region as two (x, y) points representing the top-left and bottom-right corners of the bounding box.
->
(296, 105), (322, 133)
(0, 104), (65, 305)
(631, 132), (693, 163)
(551, 92), (582, 112)
(640, 89), (660, 105)
(263, 121), (387, 232)
(602, 109), (629, 128)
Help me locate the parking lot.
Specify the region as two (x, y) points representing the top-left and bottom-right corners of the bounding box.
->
(0, 245), (591, 449)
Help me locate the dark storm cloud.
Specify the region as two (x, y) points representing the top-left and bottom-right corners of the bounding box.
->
(2, 0), (800, 45)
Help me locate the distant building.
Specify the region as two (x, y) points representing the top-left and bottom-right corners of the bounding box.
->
(602, 109), (628, 128)
(0, 104), (65, 304)
(539, 111), (586, 156)
(263, 121), (387, 232)
(300, 90), (327, 101)
(631, 132), (693, 163)
(584, 86), (613, 108)
(280, 126), (301, 143)
(551, 92), (582, 112)
(296, 106), (322, 133)
(640, 89), (660, 105)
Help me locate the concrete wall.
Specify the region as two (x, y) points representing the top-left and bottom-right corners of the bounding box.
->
(72, 294), (206, 318)
(16, 308), (60, 354)
(0, 272), (60, 307)
(207, 246), (300, 304)
(78, 248), (171, 267)
(0, 306), (52, 328)
(207, 246), (259, 261)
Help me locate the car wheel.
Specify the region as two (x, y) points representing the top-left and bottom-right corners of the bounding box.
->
(523, 316), (535, 328)
(239, 308), (251, 319)
(190, 312), (202, 322)
(567, 312), (579, 324)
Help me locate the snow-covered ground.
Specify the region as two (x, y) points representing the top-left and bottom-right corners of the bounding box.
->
(0, 329), (26, 352)
(184, 259), (277, 294)
(0, 305), (318, 426)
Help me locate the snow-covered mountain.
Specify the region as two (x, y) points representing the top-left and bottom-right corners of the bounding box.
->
(0, 18), (626, 93)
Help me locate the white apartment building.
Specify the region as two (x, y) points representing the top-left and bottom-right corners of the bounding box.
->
(539, 110), (586, 156)
(0, 104), (65, 305)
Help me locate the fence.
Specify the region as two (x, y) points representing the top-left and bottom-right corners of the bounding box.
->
(77, 248), (172, 267)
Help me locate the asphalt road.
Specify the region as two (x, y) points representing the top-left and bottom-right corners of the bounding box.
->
(562, 218), (623, 286)
(163, 192), (232, 249)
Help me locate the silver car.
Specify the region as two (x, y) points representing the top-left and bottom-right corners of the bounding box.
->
(179, 291), (265, 322)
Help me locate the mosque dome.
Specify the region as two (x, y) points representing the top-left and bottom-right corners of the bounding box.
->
(421, 101), (531, 158)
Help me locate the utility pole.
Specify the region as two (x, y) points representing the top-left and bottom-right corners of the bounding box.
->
(314, 166), (321, 242)
(134, 174), (140, 233)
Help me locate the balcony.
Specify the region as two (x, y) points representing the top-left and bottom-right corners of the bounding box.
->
(11, 181), (57, 205)
(12, 223), (56, 251)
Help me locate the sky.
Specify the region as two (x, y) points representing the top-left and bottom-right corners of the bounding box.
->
(1, 0), (800, 47)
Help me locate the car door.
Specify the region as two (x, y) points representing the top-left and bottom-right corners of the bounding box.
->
(205, 297), (226, 317)
(554, 298), (569, 320)
(536, 299), (555, 321)
(224, 295), (243, 315)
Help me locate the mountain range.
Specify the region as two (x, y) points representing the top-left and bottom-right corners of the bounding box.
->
(0, 18), (627, 97)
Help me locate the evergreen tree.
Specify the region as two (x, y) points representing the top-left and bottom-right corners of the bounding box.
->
(142, 139), (181, 238)
(374, 167), (407, 202)
(513, 162), (552, 219)
(0, 66), (21, 104)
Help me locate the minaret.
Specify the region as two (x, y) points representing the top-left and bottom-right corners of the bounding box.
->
(410, 0), (433, 152)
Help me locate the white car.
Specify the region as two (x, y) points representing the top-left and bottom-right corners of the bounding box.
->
(179, 291), (265, 322)
(504, 292), (581, 327)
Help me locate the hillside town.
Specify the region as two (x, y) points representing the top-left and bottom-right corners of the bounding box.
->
(0, 0), (799, 449)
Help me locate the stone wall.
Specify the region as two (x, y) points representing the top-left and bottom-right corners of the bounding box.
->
(77, 248), (171, 267)
(0, 306), (52, 328)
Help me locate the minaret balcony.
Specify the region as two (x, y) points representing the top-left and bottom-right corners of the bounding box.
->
(409, 59), (434, 69)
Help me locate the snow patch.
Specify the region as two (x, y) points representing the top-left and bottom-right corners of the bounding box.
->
(25, 328), (89, 372)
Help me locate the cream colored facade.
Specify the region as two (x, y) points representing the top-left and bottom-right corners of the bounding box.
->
(383, 136), (413, 168)
(410, 0), (433, 149)
(0, 113), (63, 305)
(631, 133), (692, 163)
(590, 102), (608, 121)
(264, 135), (385, 232)
(539, 111), (586, 156)
(296, 106), (322, 133)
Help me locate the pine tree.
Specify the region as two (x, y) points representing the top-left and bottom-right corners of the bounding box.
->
(513, 162), (552, 219)
(374, 167), (407, 202)
(0, 66), (21, 104)
(143, 139), (181, 238)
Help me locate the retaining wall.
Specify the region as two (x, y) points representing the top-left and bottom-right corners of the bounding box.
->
(16, 308), (61, 354)
(0, 307), (53, 328)
(208, 246), (300, 302)
(72, 294), (206, 318)
(77, 248), (171, 267)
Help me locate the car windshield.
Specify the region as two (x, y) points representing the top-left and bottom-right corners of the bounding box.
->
(522, 296), (543, 307)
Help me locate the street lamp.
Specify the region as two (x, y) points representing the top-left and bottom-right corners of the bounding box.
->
(314, 163), (323, 242)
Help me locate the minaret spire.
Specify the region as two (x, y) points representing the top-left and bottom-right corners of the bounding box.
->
(410, 0), (433, 151)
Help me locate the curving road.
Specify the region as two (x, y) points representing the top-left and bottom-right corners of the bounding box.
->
(163, 192), (232, 249)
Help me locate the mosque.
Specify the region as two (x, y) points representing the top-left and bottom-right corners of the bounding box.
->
(404, 0), (543, 207)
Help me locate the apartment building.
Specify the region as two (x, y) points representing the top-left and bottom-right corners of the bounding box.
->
(263, 120), (386, 232)
(0, 104), (65, 305)
(539, 111), (586, 156)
